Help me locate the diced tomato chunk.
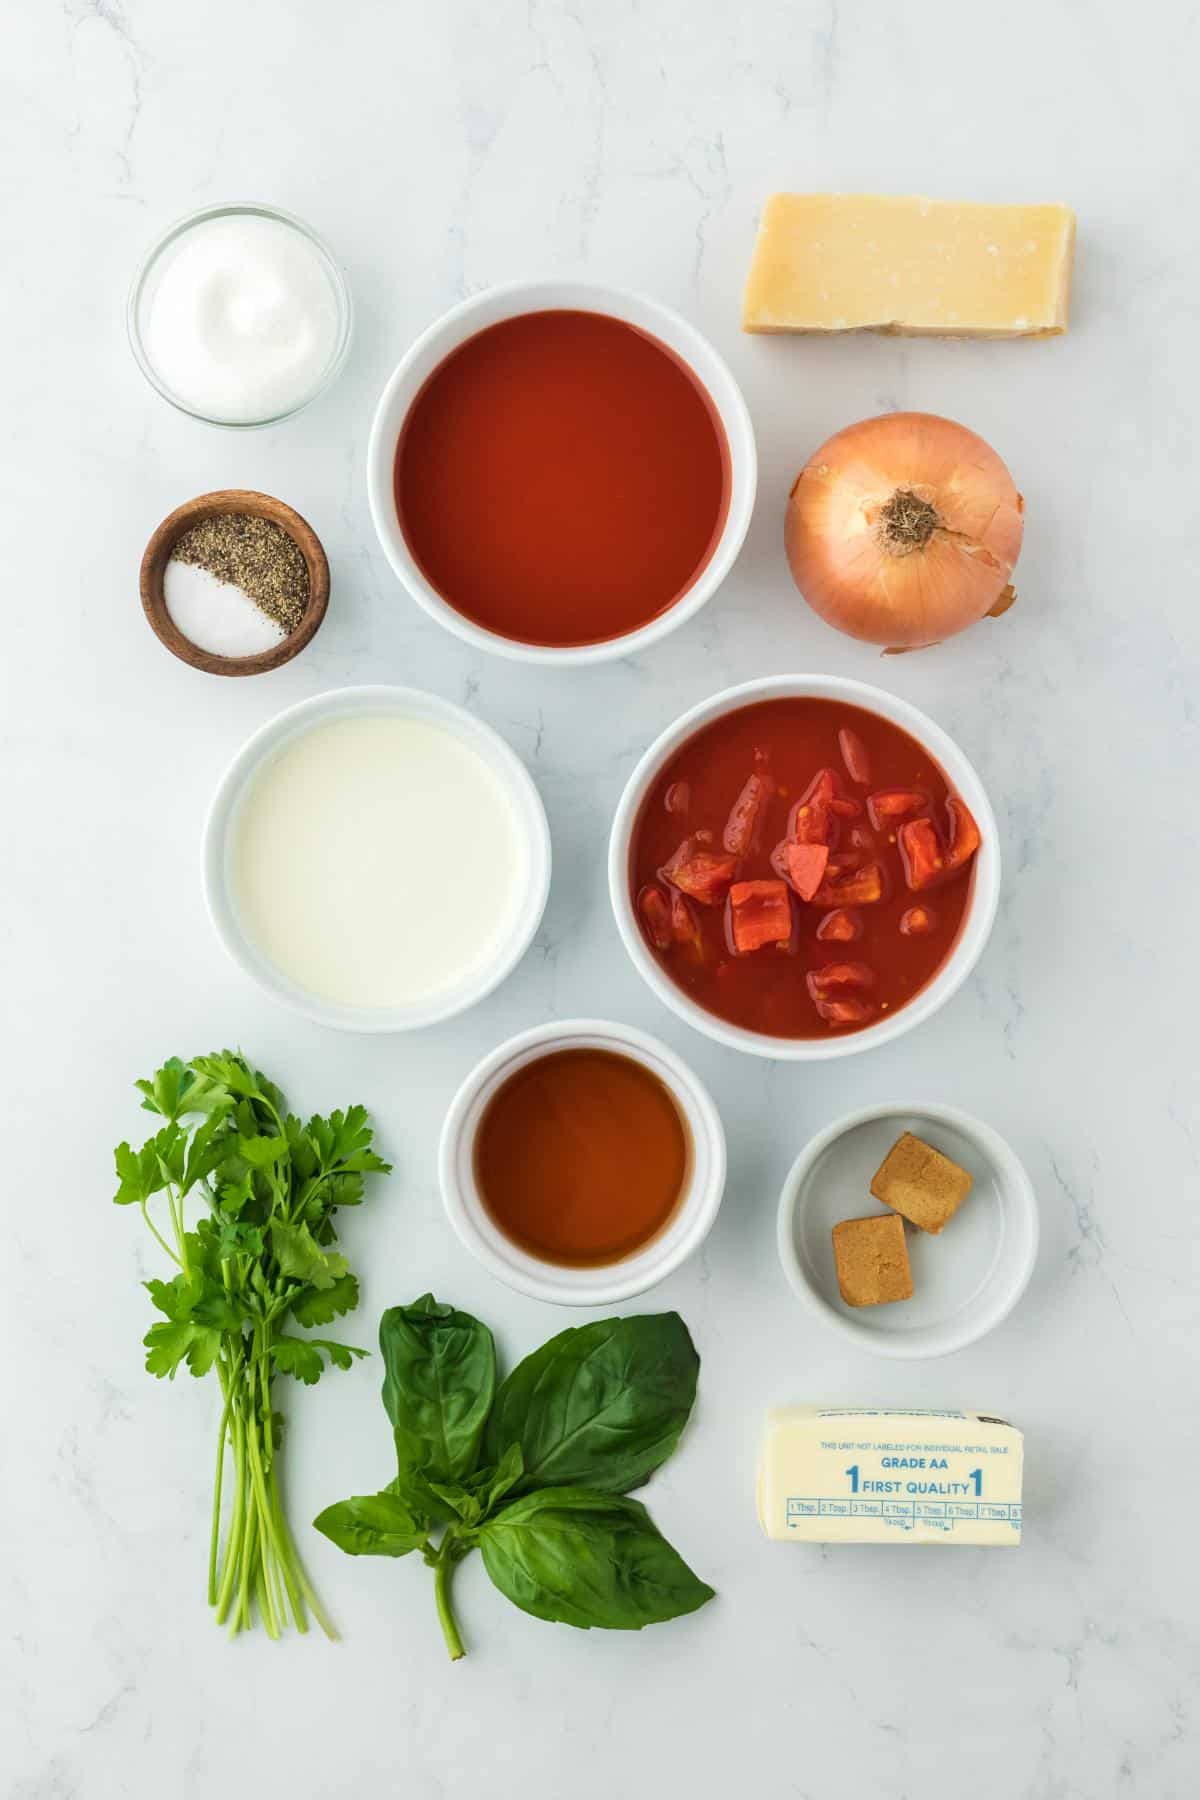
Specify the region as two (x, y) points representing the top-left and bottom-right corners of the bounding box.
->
(805, 768), (839, 807)
(790, 800), (831, 846)
(670, 891), (704, 957)
(637, 884), (673, 950)
(899, 905), (936, 936)
(814, 996), (875, 1027)
(789, 768), (842, 847)
(772, 840), (829, 902)
(838, 727), (872, 786)
(664, 781), (690, 816)
(807, 961), (875, 996)
(722, 772), (773, 855)
(811, 861), (885, 907)
(898, 818), (944, 890)
(816, 908), (862, 943)
(867, 788), (928, 830)
(899, 798), (982, 888)
(943, 797), (982, 872)
(728, 879), (792, 953)
(661, 837), (738, 906)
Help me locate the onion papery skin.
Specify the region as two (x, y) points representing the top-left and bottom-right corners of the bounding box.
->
(785, 412), (1024, 649)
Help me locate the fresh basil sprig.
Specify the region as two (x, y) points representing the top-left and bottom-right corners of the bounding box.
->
(314, 1298), (713, 1659)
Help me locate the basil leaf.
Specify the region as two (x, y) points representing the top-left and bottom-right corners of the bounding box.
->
(424, 1443), (526, 1527)
(482, 1314), (699, 1495)
(313, 1491), (428, 1558)
(380, 1295), (495, 1484)
(479, 1489), (714, 1630)
(474, 1442), (525, 1515)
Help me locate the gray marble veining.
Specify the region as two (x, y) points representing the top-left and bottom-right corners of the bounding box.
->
(3, 1), (1199, 1796)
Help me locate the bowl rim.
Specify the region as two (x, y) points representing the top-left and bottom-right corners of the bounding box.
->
(438, 1017), (727, 1304)
(607, 673), (1001, 1061)
(775, 1100), (1040, 1359)
(202, 684), (551, 1032)
(365, 277), (757, 667)
(139, 487), (330, 677)
(127, 200), (354, 429)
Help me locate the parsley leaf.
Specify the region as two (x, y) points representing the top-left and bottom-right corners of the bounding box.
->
(269, 1220), (349, 1291)
(290, 1272), (360, 1326)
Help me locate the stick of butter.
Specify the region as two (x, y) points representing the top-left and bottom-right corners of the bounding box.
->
(758, 1407), (1023, 1546)
(742, 194), (1075, 337)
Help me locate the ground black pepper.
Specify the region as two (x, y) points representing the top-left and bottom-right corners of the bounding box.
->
(170, 514), (309, 632)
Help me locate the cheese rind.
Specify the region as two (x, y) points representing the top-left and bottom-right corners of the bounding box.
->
(758, 1407), (1023, 1545)
(742, 194), (1075, 337)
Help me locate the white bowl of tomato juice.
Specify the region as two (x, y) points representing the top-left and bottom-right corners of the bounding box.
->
(366, 280), (756, 664)
(608, 675), (1000, 1061)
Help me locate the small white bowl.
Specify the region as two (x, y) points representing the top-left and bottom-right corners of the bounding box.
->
(608, 673), (1001, 1061)
(439, 1019), (727, 1305)
(203, 685), (551, 1032)
(366, 280), (756, 666)
(777, 1103), (1039, 1359)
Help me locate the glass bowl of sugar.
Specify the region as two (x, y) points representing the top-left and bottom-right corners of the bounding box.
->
(128, 203), (353, 427)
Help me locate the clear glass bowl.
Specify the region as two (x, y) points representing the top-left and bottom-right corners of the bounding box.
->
(127, 202), (354, 429)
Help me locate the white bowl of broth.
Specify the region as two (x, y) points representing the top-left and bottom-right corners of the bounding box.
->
(439, 1019), (727, 1304)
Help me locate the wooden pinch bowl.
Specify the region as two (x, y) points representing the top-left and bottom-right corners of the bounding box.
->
(140, 488), (330, 676)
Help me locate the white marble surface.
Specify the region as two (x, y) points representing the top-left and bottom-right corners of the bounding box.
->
(4, 2), (1199, 1795)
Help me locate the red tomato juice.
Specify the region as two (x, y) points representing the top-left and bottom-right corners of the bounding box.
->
(395, 310), (730, 648)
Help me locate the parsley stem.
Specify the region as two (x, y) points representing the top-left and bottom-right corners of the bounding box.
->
(252, 1347), (308, 1634)
(265, 1531), (286, 1634)
(208, 1368), (234, 1606)
(267, 1465), (309, 1634)
(434, 1544), (466, 1662)
(235, 1499), (257, 1636)
(269, 1469), (336, 1639)
(163, 1182), (190, 1277)
(139, 1201), (180, 1268)
(214, 1401), (248, 1625)
(256, 1559), (278, 1640)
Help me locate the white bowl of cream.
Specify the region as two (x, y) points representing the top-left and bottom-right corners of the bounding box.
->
(204, 686), (551, 1031)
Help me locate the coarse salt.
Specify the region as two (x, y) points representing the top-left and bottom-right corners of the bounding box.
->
(164, 560), (286, 659)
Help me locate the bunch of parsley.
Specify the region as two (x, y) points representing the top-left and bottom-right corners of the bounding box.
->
(113, 1052), (390, 1640)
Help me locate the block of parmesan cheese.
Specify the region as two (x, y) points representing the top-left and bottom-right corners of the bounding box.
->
(743, 194), (1075, 337)
(758, 1407), (1023, 1545)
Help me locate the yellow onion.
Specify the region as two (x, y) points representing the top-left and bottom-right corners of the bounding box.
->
(785, 411), (1024, 649)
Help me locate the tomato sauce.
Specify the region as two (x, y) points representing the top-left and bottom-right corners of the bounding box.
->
(395, 310), (730, 648)
(474, 1048), (690, 1266)
(629, 699), (980, 1039)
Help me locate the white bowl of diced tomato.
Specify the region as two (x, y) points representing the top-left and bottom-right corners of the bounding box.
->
(608, 675), (1000, 1061)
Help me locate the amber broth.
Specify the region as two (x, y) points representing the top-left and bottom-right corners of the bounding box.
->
(473, 1048), (691, 1266)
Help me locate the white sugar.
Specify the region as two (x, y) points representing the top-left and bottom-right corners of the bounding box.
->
(164, 559), (286, 658)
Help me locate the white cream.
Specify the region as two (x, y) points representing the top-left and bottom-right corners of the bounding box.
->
(230, 714), (525, 1009)
(139, 213), (342, 422)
